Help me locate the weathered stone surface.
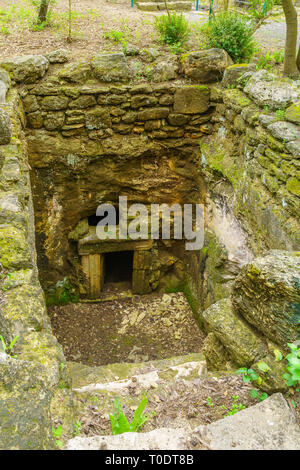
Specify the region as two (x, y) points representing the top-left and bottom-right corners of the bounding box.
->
(26, 110), (43, 129)
(22, 94), (39, 113)
(222, 63), (256, 88)
(285, 139), (300, 158)
(0, 55), (49, 84)
(69, 95), (97, 109)
(44, 111), (65, 131)
(91, 53), (131, 82)
(181, 49), (232, 83)
(167, 113), (189, 126)
(202, 332), (230, 370)
(223, 88), (251, 112)
(193, 394), (300, 450)
(137, 107), (169, 121)
(285, 101), (300, 124)
(202, 298), (268, 366)
(0, 108), (12, 144)
(0, 68), (10, 104)
(151, 56), (178, 82)
(267, 120), (300, 142)
(57, 61), (91, 83)
(232, 250), (300, 346)
(41, 95), (69, 111)
(244, 70), (298, 109)
(251, 354), (287, 393)
(85, 108), (111, 130)
(174, 86), (210, 114)
(46, 49), (69, 64)
(68, 427), (187, 450)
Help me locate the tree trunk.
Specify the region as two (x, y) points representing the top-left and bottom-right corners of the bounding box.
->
(38, 0), (49, 23)
(282, 0), (299, 76)
(297, 44), (300, 71)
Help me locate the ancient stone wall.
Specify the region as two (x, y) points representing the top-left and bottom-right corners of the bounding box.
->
(0, 75), (68, 449)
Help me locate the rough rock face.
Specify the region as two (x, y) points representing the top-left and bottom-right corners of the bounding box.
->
(0, 109), (12, 144)
(181, 49), (232, 83)
(222, 63), (255, 88)
(202, 298), (268, 366)
(173, 85), (210, 114)
(244, 70), (299, 109)
(0, 68), (10, 103)
(232, 250), (300, 346)
(45, 49), (69, 64)
(267, 120), (300, 142)
(91, 53), (131, 82)
(0, 55), (49, 83)
(285, 101), (300, 124)
(194, 393), (300, 450)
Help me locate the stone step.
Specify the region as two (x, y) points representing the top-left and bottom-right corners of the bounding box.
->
(137, 1), (193, 11)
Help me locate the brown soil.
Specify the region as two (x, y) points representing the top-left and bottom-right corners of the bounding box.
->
(49, 292), (205, 366)
(0, 0), (204, 60)
(78, 373), (257, 439)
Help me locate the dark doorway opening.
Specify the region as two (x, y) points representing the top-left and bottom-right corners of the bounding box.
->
(104, 251), (134, 286)
(88, 206), (120, 227)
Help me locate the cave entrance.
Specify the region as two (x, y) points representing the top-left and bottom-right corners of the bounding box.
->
(104, 251), (133, 291)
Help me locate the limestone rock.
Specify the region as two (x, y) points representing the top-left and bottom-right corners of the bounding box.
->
(151, 56), (178, 82)
(57, 61), (91, 83)
(0, 55), (49, 84)
(46, 49), (69, 64)
(232, 250), (300, 347)
(41, 95), (69, 111)
(285, 139), (300, 158)
(193, 393), (300, 450)
(202, 298), (268, 366)
(202, 332), (230, 370)
(285, 101), (300, 124)
(222, 63), (256, 88)
(0, 68), (10, 104)
(44, 111), (65, 131)
(173, 85), (210, 114)
(86, 108), (111, 130)
(244, 70), (298, 109)
(67, 427), (187, 450)
(91, 53), (131, 83)
(251, 354), (287, 393)
(0, 108), (12, 144)
(267, 120), (300, 142)
(181, 49), (232, 83)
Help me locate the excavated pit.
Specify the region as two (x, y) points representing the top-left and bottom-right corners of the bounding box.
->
(49, 292), (205, 366)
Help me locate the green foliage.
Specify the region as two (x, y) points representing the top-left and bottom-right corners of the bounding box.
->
(221, 395), (246, 416)
(206, 396), (214, 407)
(201, 11), (256, 62)
(256, 50), (284, 70)
(248, 0), (275, 21)
(283, 343), (300, 388)
(0, 335), (19, 358)
(73, 421), (82, 437)
(236, 367), (259, 384)
(103, 29), (125, 43)
(52, 425), (63, 449)
(109, 397), (154, 435)
(46, 277), (79, 306)
(154, 12), (191, 46)
(250, 389), (268, 401)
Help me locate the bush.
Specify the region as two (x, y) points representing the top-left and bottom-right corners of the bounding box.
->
(154, 12), (191, 46)
(201, 11), (256, 63)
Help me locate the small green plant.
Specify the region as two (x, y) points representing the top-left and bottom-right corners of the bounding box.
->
(221, 395), (246, 416)
(250, 389), (269, 401)
(52, 425), (63, 449)
(109, 397), (154, 435)
(256, 50), (285, 70)
(206, 396), (214, 407)
(46, 277), (78, 306)
(201, 11), (255, 62)
(236, 367), (259, 384)
(154, 12), (191, 46)
(275, 109), (285, 120)
(103, 29), (125, 43)
(283, 343), (300, 388)
(0, 335), (19, 358)
(73, 421), (82, 437)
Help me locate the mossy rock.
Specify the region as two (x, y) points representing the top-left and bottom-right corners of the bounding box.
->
(285, 101), (300, 124)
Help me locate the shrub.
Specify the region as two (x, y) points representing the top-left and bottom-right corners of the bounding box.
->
(201, 11), (256, 62)
(154, 12), (191, 46)
(109, 397), (155, 435)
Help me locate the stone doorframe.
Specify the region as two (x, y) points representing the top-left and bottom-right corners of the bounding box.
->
(78, 239), (155, 298)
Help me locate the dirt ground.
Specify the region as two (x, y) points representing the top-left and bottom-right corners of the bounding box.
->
(77, 373), (258, 438)
(0, 0), (293, 61)
(49, 292), (205, 366)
